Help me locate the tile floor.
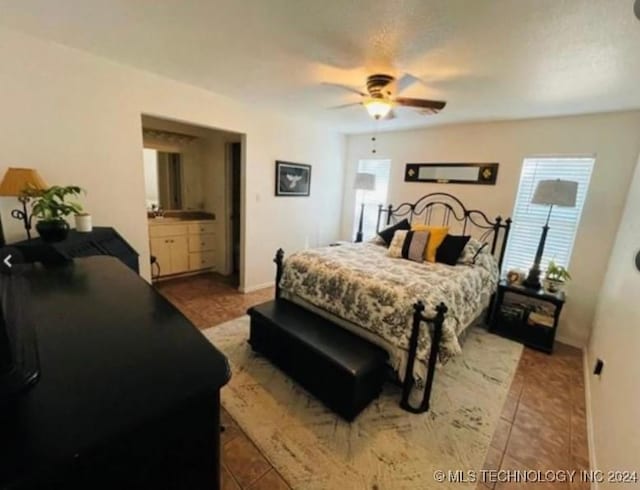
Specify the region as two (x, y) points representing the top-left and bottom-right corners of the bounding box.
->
(157, 273), (589, 490)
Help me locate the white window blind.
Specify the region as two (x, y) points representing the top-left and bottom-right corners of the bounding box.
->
(353, 159), (391, 240)
(502, 157), (594, 273)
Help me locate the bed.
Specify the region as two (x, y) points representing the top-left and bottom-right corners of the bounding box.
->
(274, 192), (512, 413)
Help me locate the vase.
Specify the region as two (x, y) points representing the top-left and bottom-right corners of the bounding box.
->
(36, 220), (70, 243)
(75, 213), (92, 232)
(543, 278), (565, 294)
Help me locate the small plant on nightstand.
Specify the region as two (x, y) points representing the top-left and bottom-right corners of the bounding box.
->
(25, 185), (84, 243)
(544, 260), (571, 294)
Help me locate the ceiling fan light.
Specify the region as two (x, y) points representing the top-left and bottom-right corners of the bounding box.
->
(364, 98), (392, 119)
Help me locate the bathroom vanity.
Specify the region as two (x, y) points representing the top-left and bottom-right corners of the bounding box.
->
(149, 218), (216, 279)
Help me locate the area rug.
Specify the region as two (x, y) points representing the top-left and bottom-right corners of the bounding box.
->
(203, 316), (522, 490)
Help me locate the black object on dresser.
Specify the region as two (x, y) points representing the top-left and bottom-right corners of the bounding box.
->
(12, 227), (139, 273)
(489, 280), (565, 353)
(0, 256), (230, 490)
(248, 299), (388, 421)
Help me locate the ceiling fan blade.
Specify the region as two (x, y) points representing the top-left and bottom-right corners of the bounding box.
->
(394, 97), (446, 112)
(414, 107), (442, 116)
(393, 73), (421, 94)
(327, 102), (363, 110)
(322, 82), (367, 97)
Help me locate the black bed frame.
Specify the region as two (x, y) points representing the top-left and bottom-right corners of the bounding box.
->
(274, 192), (511, 414)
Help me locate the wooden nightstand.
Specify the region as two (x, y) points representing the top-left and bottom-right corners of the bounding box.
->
(489, 280), (565, 353)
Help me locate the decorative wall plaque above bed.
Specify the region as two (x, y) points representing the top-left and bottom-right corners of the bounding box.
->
(404, 163), (499, 185)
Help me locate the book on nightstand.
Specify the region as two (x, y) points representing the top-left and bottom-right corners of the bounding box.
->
(527, 312), (554, 328)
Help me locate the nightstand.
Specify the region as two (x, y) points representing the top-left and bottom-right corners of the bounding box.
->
(489, 280), (565, 353)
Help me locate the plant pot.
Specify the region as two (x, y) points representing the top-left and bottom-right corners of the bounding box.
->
(543, 278), (565, 294)
(36, 220), (70, 243)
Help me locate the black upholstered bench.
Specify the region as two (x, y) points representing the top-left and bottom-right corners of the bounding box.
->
(247, 299), (388, 421)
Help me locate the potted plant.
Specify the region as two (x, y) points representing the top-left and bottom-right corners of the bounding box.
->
(26, 185), (84, 242)
(544, 260), (571, 294)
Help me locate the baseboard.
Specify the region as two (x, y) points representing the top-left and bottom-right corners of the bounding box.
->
(151, 268), (215, 283)
(582, 346), (599, 490)
(240, 281), (275, 294)
(555, 334), (584, 349)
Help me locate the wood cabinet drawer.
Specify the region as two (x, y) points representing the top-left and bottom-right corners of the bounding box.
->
(188, 234), (215, 252)
(188, 222), (215, 235)
(189, 251), (215, 270)
(149, 224), (188, 238)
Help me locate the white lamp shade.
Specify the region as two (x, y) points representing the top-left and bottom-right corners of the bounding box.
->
(354, 172), (376, 191)
(364, 98), (392, 119)
(531, 179), (578, 207)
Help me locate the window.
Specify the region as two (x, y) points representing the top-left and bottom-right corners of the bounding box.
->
(502, 156), (594, 273)
(352, 159), (391, 240)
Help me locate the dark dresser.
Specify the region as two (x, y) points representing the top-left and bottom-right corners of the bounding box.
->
(0, 256), (230, 489)
(13, 227), (139, 273)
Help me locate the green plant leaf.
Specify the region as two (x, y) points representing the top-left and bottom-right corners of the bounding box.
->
(29, 185), (84, 221)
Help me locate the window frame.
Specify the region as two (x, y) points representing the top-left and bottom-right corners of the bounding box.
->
(501, 155), (595, 274)
(352, 159), (392, 241)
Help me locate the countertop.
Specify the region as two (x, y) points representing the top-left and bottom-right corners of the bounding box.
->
(148, 217), (214, 225)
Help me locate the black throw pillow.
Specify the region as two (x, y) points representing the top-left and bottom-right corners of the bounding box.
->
(377, 219), (411, 247)
(436, 234), (471, 265)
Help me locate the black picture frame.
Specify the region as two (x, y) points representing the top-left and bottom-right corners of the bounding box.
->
(404, 163), (499, 185)
(275, 161), (311, 196)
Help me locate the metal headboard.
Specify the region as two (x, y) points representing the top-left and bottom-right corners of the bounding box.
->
(376, 192), (512, 269)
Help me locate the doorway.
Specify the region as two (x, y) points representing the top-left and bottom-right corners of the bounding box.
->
(229, 142), (242, 285)
(140, 114), (244, 287)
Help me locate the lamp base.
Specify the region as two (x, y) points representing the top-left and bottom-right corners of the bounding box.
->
(523, 265), (542, 290)
(355, 202), (365, 243)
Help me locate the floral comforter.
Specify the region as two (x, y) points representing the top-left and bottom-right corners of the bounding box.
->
(279, 242), (499, 382)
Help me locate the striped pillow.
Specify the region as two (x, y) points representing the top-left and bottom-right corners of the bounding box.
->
(387, 230), (430, 262)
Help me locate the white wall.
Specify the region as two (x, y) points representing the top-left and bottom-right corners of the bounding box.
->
(343, 112), (640, 346)
(178, 142), (206, 210)
(201, 133), (229, 273)
(587, 155), (640, 486)
(0, 28), (345, 289)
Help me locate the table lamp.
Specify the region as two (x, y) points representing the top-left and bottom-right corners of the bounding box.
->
(354, 172), (376, 242)
(522, 179), (578, 289)
(0, 168), (49, 240)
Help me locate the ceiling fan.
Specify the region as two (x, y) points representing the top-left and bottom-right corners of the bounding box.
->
(326, 73), (446, 120)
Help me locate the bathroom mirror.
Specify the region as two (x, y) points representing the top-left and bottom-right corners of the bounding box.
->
(143, 148), (183, 210)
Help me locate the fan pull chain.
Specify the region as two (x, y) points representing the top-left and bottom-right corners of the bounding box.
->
(371, 119), (380, 154)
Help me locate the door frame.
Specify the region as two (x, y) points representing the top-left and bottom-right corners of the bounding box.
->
(224, 140), (243, 288)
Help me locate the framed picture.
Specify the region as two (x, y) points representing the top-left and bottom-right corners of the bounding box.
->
(404, 163), (499, 185)
(275, 161), (311, 196)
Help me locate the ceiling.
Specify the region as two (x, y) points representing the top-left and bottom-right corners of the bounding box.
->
(1, 0), (640, 133)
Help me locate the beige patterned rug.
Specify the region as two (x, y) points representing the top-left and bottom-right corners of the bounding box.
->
(204, 316), (522, 490)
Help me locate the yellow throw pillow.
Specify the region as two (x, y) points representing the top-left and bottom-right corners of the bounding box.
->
(411, 225), (449, 262)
